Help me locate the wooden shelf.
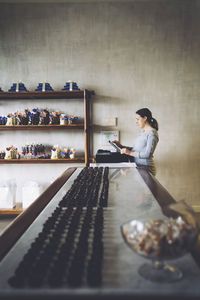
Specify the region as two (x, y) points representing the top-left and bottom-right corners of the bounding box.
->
(0, 88), (93, 166)
(0, 158), (85, 164)
(0, 209), (23, 215)
(0, 203), (23, 215)
(0, 90), (94, 100)
(0, 124), (84, 130)
(0, 158), (94, 164)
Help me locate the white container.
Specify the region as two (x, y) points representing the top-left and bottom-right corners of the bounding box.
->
(69, 149), (75, 159)
(51, 148), (62, 159)
(0, 179), (16, 209)
(6, 117), (13, 126)
(60, 118), (68, 125)
(5, 149), (17, 159)
(22, 181), (42, 209)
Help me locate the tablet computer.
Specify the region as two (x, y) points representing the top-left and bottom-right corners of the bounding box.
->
(108, 140), (121, 152)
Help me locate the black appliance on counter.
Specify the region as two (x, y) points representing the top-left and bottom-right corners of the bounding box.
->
(95, 149), (130, 163)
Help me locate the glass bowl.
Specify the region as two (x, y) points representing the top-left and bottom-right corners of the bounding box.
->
(121, 200), (199, 283)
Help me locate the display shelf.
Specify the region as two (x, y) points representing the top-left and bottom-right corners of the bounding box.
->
(0, 89), (94, 166)
(0, 203), (23, 215)
(0, 90), (94, 100)
(0, 124), (84, 130)
(0, 158), (85, 164)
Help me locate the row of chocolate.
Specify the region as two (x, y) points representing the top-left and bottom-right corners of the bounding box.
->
(0, 81), (80, 92)
(0, 108), (78, 126)
(0, 144), (76, 160)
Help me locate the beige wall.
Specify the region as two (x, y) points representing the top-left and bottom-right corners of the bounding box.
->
(0, 0), (200, 207)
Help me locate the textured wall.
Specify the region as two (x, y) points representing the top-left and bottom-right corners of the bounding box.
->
(0, 0), (200, 206)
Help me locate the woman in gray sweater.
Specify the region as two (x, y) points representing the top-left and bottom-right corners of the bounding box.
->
(114, 108), (159, 176)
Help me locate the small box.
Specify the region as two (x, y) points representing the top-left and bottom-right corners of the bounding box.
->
(0, 180), (16, 209)
(22, 181), (42, 209)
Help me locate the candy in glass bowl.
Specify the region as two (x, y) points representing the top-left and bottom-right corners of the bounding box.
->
(121, 200), (199, 282)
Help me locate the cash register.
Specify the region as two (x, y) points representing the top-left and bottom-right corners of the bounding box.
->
(95, 140), (133, 163)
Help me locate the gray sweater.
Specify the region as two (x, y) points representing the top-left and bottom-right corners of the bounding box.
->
(131, 128), (159, 175)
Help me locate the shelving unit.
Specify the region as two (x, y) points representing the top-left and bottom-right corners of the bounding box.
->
(0, 89), (94, 166)
(0, 158), (85, 164)
(0, 90), (94, 215)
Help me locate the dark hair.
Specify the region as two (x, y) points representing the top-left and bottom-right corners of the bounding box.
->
(136, 108), (159, 131)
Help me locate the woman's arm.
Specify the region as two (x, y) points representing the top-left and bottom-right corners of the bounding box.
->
(120, 148), (135, 157)
(134, 133), (158, 159)
(112, 140), (132, 150)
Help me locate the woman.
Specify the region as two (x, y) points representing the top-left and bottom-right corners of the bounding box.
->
(113, 108), (159, 176)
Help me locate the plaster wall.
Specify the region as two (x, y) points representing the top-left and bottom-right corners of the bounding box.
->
(0, 0), (199, 207)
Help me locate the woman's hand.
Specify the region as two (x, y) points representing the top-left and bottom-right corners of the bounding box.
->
(120, 148), (134, 157)
(112, 140), (123, 148)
